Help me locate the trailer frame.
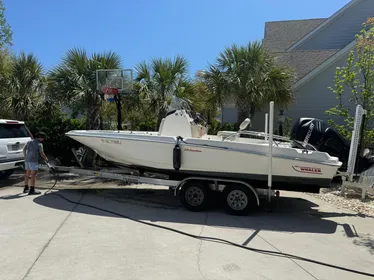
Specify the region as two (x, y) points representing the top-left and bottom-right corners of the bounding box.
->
(43, 164), (276, 215)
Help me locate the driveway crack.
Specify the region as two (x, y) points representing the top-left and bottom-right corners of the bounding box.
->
(234, 217), (319, 280)
(257, 234), (319, 280)
(197, 212), (208, 280)
(21, 192), (85, 280)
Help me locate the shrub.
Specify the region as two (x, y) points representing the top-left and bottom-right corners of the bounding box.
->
(26, 117), (86, 165)
(133, 119), (158, 131)
(208, 119), (239, 135)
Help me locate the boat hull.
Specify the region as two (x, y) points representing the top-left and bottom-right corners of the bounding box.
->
(66, 130), (341, 192)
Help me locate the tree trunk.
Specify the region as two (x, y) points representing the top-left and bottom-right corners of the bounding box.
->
(84, 95), (101, 167)
(88, 97), (101, 130)
(220, 105), (224, 123)
(237, 107), (249, 124)
(249, 106), (256, 126)
(157, 107), (167, 129)
(99, 113), (104, 130)
(114, 94), (122, 130)
(85, 112), (90, 130)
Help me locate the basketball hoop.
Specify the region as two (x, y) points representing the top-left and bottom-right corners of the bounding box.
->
(103, 87), (118, 102)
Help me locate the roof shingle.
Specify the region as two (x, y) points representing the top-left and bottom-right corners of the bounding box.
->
(263, 18), (327, 52)
(272, 50), (339, 81)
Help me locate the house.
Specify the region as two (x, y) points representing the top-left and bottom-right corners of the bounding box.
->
(221, 0), (374, 132)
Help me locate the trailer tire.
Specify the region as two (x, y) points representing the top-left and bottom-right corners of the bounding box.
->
(222, 184), (257, 216)
(179, 181), (210, 212)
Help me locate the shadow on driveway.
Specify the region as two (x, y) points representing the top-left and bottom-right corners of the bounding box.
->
(0, 174), (24, 188)
(29, 188), (365, 237)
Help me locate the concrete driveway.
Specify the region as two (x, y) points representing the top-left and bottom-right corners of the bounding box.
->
(0, 173), (374, 280)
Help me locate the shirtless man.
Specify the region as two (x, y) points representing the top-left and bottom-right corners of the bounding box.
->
(23, 132), (48, 195)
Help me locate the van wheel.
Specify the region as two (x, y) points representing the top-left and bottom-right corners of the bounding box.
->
(179, 181), (210, 212)
(0, 169), (14, 179)
(222, 184), (257, 216)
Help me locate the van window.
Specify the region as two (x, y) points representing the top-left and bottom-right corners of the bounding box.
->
(0, 123), (30, 139)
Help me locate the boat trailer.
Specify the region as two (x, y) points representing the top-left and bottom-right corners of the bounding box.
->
(42, 101), (281, 215)
(44, 163), (277, 216)
(41, 103), (373, 216)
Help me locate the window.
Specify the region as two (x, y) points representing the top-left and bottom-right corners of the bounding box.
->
(0, 123), (31, 139)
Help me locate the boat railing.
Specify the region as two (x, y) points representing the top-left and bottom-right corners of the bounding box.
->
(218, 127), (320, 152)
(238, 130), (290, 142)
(219, 129), (291, 145)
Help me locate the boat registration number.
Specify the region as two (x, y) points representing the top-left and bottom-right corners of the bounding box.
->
(101, 139), (121, 145)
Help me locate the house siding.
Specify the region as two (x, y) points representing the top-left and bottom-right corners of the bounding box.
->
(221, 104), (283, 132)
(294, 0), (373, 51)
(222, 53), (359, 131)
(285, 53), (357, 126)
(220, 106), (270, 130)
(220, 106), (237, 124)
(248, 106), (283, 132)
(221, 0), (368, 132)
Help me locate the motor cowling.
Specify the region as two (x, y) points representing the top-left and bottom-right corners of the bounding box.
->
(290, 118), (351, 170)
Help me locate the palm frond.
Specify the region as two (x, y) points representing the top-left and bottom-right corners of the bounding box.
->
(207, 40), (295, 122)
(8, 51), (45, 119)
(134, 56), (190, 123)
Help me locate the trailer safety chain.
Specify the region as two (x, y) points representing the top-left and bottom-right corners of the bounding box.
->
(44, 169), (374, 278)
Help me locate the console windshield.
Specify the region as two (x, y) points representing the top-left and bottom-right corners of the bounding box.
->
(167, 96), (207, 125)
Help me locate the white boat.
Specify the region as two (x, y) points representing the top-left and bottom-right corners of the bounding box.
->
(66, 98), (342, 193)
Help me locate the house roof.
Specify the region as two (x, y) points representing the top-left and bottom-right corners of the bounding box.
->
(272, 49), (339, 81)
(262, 18), (327, 52)
(293, 40), (356, 89)
(262, 0), (361, 87)
(287, 0), (360, 51)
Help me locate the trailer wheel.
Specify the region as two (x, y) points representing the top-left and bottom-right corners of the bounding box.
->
(222, 184), (257, 216)
(179, 181), (210, 212)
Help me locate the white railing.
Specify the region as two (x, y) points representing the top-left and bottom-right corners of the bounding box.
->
(265, 113), (268, 141)
(268, 101), (274, 203)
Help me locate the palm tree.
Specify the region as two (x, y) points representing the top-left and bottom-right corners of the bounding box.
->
(0, 50), (12, 118)
(8, 52), (45, 120)
(48, 48), (122, 130)
(135, 56), (190, 126)
(214, 41), (294, 123)
(48, 48), (122, 167)
(196, 66), (231, 123)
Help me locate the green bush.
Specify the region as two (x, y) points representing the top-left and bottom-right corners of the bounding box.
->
(283, 116), (293, 137)
(208, 119), (239, 135)
(133, 119), (158, 131)
(26, 117), (86, 165)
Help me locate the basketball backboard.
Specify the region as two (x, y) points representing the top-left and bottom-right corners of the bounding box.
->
(96, 69), (133, 94)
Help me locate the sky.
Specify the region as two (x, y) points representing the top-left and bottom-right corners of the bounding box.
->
(4, 0), (351, 78)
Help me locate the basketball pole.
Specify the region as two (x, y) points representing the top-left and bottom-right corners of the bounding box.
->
(104, 70), (122, 131)
(96, 69), (133, 131)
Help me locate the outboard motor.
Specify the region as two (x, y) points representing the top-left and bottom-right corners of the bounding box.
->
(289, 117), (370, 172)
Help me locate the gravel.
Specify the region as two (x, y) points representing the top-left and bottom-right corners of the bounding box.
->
(307, 186), (374, 218)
